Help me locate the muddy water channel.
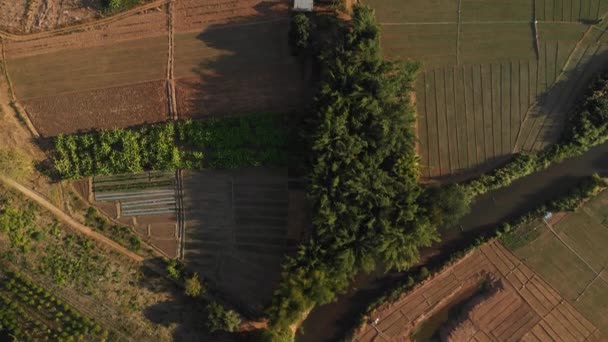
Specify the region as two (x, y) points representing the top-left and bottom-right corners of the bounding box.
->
(298, 142), (608, 342)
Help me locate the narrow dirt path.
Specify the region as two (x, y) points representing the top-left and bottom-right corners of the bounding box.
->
(0, 0), (170, 42)
(0, 175), (144, 262)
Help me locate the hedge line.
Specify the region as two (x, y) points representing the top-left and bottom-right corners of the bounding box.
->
(52, 113), (287, 179)
(463, 71), (608, 198)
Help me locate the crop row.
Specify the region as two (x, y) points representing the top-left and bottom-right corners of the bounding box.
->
(0, 270), (106, 341)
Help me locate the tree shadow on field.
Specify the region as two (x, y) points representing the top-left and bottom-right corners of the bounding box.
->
(521, 50), (608, 150)
(177, 1), (313, 120)
(138, 257), (242, 341)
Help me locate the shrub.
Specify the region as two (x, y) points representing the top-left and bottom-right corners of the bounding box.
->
(166, 260), (182, 281)
(0, 149), (32, 181)
(205, 302), (241, 333)
(184, 273), (204, 298)
(288, 13), (312, 56)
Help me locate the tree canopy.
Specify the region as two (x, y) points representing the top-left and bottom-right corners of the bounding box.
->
(267, 5), (438, 335)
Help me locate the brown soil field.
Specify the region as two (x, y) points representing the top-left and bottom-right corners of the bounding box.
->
(182, 168), (309, 315)
(5, 5), (167, 58)
(353, 241), (602, 341)
(174, 0), (290, 33)
(8, 36), (167, 99)
(174, 18), (307, 119)
(0, 0), (100, 34)
(23, 80), (168, 136)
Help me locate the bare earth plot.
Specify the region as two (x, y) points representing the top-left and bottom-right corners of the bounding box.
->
(353, 241), (602, 341)
(4, 6), (169, 136)
(0, 0), (100, 34)
(182, 168), (307, 315)
(505, 189), (608, 334)
(174, 0), (306, 119)
(366, 0), (608, 180)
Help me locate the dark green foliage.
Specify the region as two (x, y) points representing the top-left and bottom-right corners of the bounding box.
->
(53, 124), (180, 179)
(52, 114), (287, 179)
(549, 174), (607, 211)
(419, 184), (472, 229)
(267, 6), (437, 334)
(205, 302), (241, 333)
(289, 13), (312, 56)
(178, 114), (287, 168)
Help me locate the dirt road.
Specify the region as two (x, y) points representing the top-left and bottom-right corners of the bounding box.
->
(0, 175), (144, 262)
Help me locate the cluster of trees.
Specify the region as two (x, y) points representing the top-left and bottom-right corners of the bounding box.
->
(52, 114), (287, 179)
(0, 201), (38, 253)
(464, 71), (608, 197)
(0, 271), (105, 341)
(266, 6), (438, 338)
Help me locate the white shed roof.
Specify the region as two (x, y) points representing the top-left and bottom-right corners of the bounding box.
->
(294, 0), (313, 12)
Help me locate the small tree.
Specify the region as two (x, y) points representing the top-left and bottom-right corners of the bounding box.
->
(420, 184), (471, 230)
(206, 302), (241, 333)
(184, 273), (204, 298)
(166, 260), (182, 280)
(288, 13), (312, 56)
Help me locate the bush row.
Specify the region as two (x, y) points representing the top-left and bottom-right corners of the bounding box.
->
(52, 113), (287, 179)
(463, 71), (608, 198)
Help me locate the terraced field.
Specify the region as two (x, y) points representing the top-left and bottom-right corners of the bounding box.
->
(354, 241), (603, 341)
(182, 168), (304, 314)
(367, 0), (608, 179)
(505, 189), (608, 333)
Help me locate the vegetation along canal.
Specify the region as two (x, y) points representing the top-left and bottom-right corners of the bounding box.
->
(298, 141), (608, 342)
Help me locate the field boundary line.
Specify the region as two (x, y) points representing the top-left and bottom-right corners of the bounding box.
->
(380, 20), (587, 26)
(525, 10), (608, 148)
(0, 37), (40, 138)
(576, 265), (606, 302)
(0, 175), (144, 262)
(456, 0), (462, 65)
(542, 219), (606, 281)
(512, 11), (603, 153)
(0, 0), (171, 42)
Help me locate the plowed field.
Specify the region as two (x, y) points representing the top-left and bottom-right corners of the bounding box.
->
(354, 241), (602, 341)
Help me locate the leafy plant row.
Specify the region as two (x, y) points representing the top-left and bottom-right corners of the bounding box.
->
(0, 270), (106, 341)
(52, 113), (287, 179)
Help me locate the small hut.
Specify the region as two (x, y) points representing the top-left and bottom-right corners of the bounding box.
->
(294, 0), (313, 12)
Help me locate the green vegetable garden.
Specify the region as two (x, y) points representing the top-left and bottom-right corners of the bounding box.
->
(52, 113), (287, 179)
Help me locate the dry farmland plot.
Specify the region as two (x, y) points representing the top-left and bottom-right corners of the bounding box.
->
(182, 168), (307, 314)
(86, 171), (181, 258)
(174, 0), (306, 119)
(368, 0), (608, 179)
(506, 189), (608, 334)
(3, 6), (169, 137)
(353, 241), (602, 341)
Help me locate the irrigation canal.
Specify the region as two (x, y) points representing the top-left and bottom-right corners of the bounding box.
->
(298, 141), (608, 342)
